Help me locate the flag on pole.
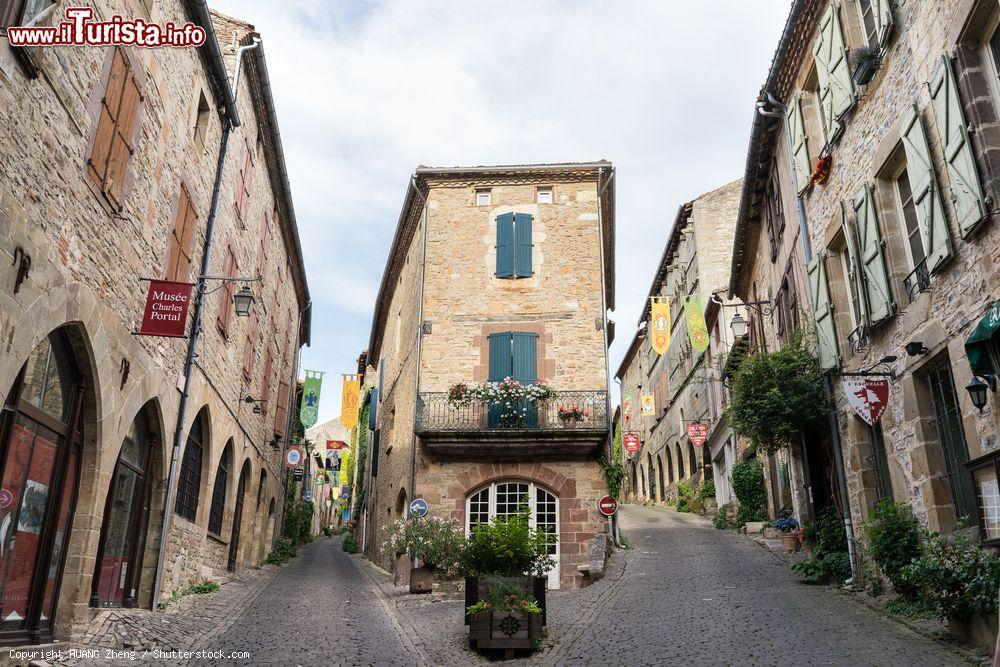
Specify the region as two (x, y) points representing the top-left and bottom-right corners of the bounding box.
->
(340, 374), (362, 429)
(300, 370), (324, 429)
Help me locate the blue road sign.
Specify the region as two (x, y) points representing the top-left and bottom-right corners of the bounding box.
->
(409, 498), (428, 518)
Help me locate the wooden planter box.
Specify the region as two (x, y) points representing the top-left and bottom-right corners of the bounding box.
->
(468, 610), (542, 656)
(465, 576), (546, 626)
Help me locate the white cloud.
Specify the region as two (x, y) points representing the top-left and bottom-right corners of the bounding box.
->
(211, 0), (790, 423)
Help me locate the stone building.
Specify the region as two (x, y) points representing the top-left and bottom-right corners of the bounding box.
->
(361, 163), (615, 589)
(305, 416), (351, 533)
(0, 3), (308, 645)
(614, 181), (742, 508)
(731, 0), (1000, 549)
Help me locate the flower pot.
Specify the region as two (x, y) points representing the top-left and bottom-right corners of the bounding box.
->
(781, 533), (799, 553)
(852, 57), (879, 85)
(468, 610), (542, 656)
(409, 566), (434, 594)
(465, 576), (546, 626)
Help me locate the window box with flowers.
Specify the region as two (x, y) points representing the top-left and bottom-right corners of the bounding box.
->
(448, 378), (556, 428)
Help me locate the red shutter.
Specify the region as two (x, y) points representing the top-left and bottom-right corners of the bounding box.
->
(89, 48), (127, 193)
(274, 379), (289, 437)
(658, 372), (669, 415)
(260, 349), (273, 413)
(105, 70), (140, 208)
(166, 186), (196, 282)
(217, 246), (236, 336)
(242, 310), (258, 380)
(235, 137), (253, 226)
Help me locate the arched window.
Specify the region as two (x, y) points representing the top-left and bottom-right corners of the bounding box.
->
(675, 444), (684, 480)
(689, 442), (698, 477)
(665, 449), (674, 483)
(228, 460), (250, 571)
(175, 410), (207, 522)
(657, 455), (665, 499)
(466, 481), (559, 588)
(629, 462), (638, 493)
(208, 442), (232, 535)
(639, 465), (646, 498)
(647, 453), (656, 499)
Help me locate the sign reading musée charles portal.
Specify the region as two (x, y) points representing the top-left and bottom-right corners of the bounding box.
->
(138, 280), (193, 337)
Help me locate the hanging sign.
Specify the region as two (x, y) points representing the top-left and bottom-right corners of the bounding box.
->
(300, 370), (324, 429)
(649, 297), (671, 355)
(340, 374), (361, 430)
(640, 394), (655, 416)
(685, 293), (709, 354)
(687, 422), (708, 446)
(623, 432), (640, 453)
(285, 446), (303, 468)
(293, 468), (304, 481)
(327, 439), (345, 450)
(622, 392), (634, 421)
(138, 280), (193, 337)
(844, 378), (890, 426)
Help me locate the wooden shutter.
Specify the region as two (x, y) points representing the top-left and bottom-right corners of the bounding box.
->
(511, 333), (538, 383)
(488, 333), (513, 381)
(89, 47), (140, 207)
(787, 96), (811, 194)
(514, 213), (533, 277)
(243, 311), (258, 380)
(852, 185), (895, 323)
(217, 247), (236, 336)
(260, 349), (273, 412)
(495, 214), (515, 278)
(813, 3), (854, 142)
(840, 200), (870, 329)
(807, 252), (839, 371)
(658, 371), (669, 416)
(872, 0), (893, 47)
(256, 217), (270, 277)
(369, 389), (378, 430)
(235, 137), (253, 225)
(105, 65), (141, 208)
(166, 185), (197, 282)
(929, 55), (988, 238)
(274, 378), (289, 437)
(900, 105), (953, 273)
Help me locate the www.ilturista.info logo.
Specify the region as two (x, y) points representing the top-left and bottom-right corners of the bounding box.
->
(5, 7), (206, 48)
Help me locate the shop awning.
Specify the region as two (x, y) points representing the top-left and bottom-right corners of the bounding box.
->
(966, 299), (1000, 375)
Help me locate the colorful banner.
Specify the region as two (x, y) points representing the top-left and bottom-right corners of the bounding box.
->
(640, 394), (654, 416)
(622, 392), (634, 421)
(300, 370), (324, 429)
(138, 280), (192, 337)
(685, 293), (709, 354)
(649, 297), (671, 355)
(340, 373), (361, 429)
(844, 378), (890, 425)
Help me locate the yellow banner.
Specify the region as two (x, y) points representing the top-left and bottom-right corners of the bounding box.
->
(640, 394), (654, 416)
(340, 374), (361, 430)
(686, 294), (709, 354)
(649, 297), (671, 355)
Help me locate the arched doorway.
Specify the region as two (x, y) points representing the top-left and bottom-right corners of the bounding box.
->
(0, 330), (84, 644)
(657, 455), (665, 500)
(647, 453), (656, 500)
(688, 442), (697, 478)
(675, 444), (684, 481)
(628, 461), (637, 497)
(207, 441), (232, 537)
(262, 498), (276, 560)
(394, 488), (407, 519)
(228, 461), (250, 572)
(91, 403), (158, 608)
(638, 465), (646, 499)
(665, 449), (674, 484)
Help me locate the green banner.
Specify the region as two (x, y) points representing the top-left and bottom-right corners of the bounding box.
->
(300, 370), (324, 429)
(685, 294), (710, 354)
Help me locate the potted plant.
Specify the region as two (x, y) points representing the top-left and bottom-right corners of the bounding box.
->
(462, 510), (555, 654)
(466, 582), (544, 658)
(557, 405), (588, 425)
(850, 45), (881, 85)
(774, 514), (800, 552)
(383, 515), (465, 593)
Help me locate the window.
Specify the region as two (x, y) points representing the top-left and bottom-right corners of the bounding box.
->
(894, 168), (925, 270)
(868, 423), (893, 503)
(235, 136), (254, 227)
(969, 451), (1000, 544)
(192, 92), (210, 155)
(216, 246), (237, 337)
(925, 360), (977, 523)
(763, 167), (785, 262)
(812, 3), (854, 143)
(1, 0), (55, 28)
(260, 349), (273, 413)
(165, 185), (197, 282)
(88, 47), (142, 211)
(536, 187), (553, 204)
(175, 411), (206, 522)
(207, 443), (232, 536)
(495, 213), (533, 278)
(840, 247), (864, 332)
(475, 188), (491, 206)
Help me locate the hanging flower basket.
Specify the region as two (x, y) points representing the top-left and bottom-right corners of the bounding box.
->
(809, 153), (832, 187)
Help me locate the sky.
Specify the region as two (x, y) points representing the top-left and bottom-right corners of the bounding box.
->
(212, 0), (792, 426)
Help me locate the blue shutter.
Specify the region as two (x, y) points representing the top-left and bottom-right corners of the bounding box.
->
(514, 213), (533, 277)
(488, 333), (513, 427)
(368, 388), (378, 430)
(370, 430), (380, 477)
(512, 332), (538, 427)
(496, 214), (515, 278)
(378, 359), (385, 402)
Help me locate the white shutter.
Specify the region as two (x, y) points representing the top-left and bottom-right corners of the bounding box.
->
(807, 252), (840, 371)
(840, 200), (870, 328)
(872, 0), (893, 47)
(900, 105), (954, 273)
(813, 2), (855, 142)
(853, 185), (895, 324)
(787, 96), (812, 194)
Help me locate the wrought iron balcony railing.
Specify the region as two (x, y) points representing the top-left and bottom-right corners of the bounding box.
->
(902, 259), (931, 303)
(415, 390), (608, 433)
(847, 323), (869, 355)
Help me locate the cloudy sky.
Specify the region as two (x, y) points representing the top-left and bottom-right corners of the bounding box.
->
(212, 0), (791, 426)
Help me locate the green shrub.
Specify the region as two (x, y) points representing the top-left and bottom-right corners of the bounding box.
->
(184, 581), (220, 595)
(884, 598), (936, 620)
(264, 537), (297, 565)
(861, 500), (922, 599)
(342, 533), (359, 554)
(816, 506), (847, 554)
(461, 511), (554, 577)
(730, 459), (767, 527)
(699, 481), (716, 500)
(676, 483), (694, 513)
(598, 454), (626, 501)
(900, 530), (1000, 618)
(791, 506), (851, 584)
(713, 511), (733, 530)
(382, 516), (465, 575)
(283, 499), (315, 546)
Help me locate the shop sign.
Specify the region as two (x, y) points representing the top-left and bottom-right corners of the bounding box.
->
(138, 280), (192, 337)
(623, 432), (640, 453)
(686, 422), (708, 446)
(844, 378), (890, 425)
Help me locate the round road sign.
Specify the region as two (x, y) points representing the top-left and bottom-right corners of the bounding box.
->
(409, 498), (428, 518)
(598, 496), (618, 517)
(286, 448), (301, 466)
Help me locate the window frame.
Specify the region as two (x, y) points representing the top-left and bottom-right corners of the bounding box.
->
(892, 164), (926, 272)
(174, 413), (205, 523)
(855, 0), (880, 49)
(536, 187), (553, 204)
(475, 188), (491, 206)
(981, 9), (1000, 116)
(966, 450), (1000, 546)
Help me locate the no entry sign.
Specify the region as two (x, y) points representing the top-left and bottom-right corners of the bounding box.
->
(598, 496), (618, 516)
(623, 432), (640, 453)
(138, 280), (192, 337)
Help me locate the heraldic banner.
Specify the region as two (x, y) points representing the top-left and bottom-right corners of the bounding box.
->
(649, 296), (671, 355)
(300, 370), (324, 429)
(685, 293), (709, 354)
(340, 373), (362, 429)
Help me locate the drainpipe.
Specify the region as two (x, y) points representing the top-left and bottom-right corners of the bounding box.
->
(757, 92), (857, 585)
(151, 38), (261, 607)
(596, 168), (618, 545)
(407, 177), (430, 516)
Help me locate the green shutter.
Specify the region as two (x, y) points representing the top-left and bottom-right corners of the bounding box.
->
(514, 213), (533, 277)
(853, 185), (895, 324)
(840, 200), (869, 328)
(872, 0), (893, 47)
(813, 3), (854, 142)
(787, 96), (812, 194)
(929, 55), (988, 239)
(807, 252), (840, 371)
(488, 332), (513, 381)
(900, 105), (954, 273)
(511, 332), (538, 383)
(496, 213), (515, 278)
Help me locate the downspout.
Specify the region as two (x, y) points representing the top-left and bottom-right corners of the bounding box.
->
(758, 92), (857, 585)
(151, 38), (260, 606)
(407, 178), (430, 517)
(596, 168), (618, 545)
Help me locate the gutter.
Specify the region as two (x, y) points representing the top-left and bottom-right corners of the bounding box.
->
(414, 162), (612, 175)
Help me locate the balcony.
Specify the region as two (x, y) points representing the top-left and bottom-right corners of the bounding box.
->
(902, 259), (931, 303)
(847, 323), (869, 356)
(415, 390), (608, 460)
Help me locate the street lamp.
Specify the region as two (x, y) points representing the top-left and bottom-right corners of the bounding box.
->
(730, 312), (749, 339)
(243, 395), (263, 414)
(233, 285), (255, 317)
(967, 377), (989, 412)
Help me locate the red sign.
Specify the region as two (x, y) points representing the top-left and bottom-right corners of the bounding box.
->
(598, 496), (618, 516)
(687, 422), (708, 446)
(844, 378), (890, 425)
(623, 432), (640, 453)
(327, 440), (345, 450)
(138, 280), (192, 337)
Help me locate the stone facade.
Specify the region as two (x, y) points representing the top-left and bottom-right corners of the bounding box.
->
(731, 0), (1000, 549)
(362, 164), (615, 588)
(615, 180), (742, 509)
(0, 4), (307, 643)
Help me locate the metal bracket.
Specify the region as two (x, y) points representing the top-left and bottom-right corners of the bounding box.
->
(12, 246), (31, 295)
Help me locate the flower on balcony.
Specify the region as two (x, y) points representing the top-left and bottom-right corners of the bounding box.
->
(446, 378), (556, 408)
(557, 405), (589, 423)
